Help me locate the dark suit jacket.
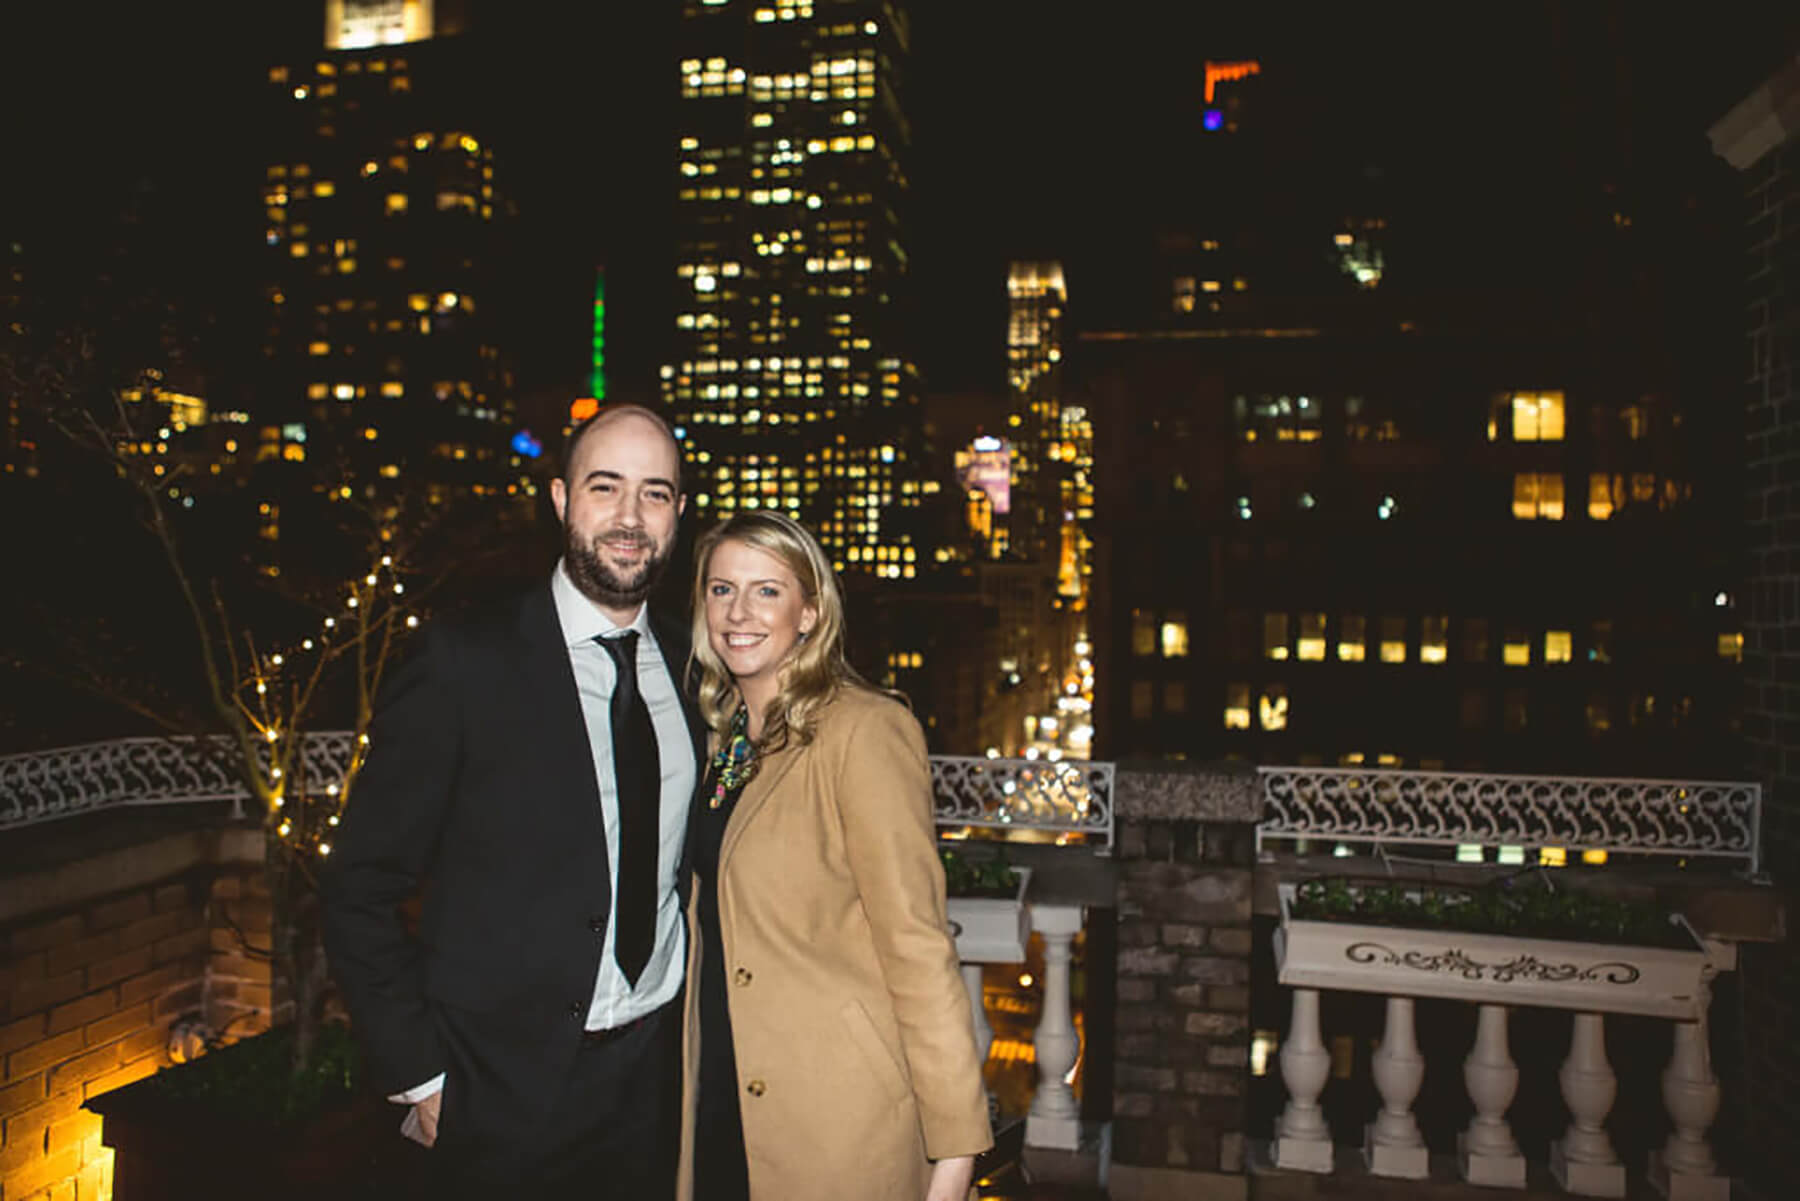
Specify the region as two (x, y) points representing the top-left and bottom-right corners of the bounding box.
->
(321, 582), (705, 1152)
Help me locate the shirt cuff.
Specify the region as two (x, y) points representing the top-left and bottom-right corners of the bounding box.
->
(388, 1073), (445, 1104)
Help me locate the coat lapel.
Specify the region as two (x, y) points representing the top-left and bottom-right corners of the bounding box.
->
(717, 735), (805, 876)
(517, 586), (612, 892)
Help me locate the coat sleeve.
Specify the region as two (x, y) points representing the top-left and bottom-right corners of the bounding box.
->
(833, 699), (993, 1161)
(320, 624), (460, 1096)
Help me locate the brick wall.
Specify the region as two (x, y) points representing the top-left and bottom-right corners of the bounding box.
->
(1740, 120), (1800, 1201)
(0, 821), (269, 1201)
(1713, 57), (1800, 1201)
(1107, 772), (1258, 1200)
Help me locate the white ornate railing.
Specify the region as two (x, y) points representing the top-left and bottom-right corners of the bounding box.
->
(931, 755), (1116, 851)
(1257, 766), (1762, 872)
(0, 733), (356, 830)
(3, 735), (1118, 849)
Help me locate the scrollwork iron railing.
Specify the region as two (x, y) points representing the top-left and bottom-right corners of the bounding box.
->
(2, 735), (1119, 851)
(931, 755), (1115, 851)
(0, 733), (359, 830)
(1257, 766), (1762, 872)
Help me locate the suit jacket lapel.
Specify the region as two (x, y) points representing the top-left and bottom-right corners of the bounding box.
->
(517, 586), (612, 889)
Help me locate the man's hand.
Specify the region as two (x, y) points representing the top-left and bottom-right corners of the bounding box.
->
(925, 1155), (975, 1201)
(412, 1090), (443, 1147)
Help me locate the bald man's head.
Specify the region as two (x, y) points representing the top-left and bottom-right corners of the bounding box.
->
(561, 404), (683, 493)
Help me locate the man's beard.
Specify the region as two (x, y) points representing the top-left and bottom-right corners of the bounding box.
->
(565, 526), (670, 610)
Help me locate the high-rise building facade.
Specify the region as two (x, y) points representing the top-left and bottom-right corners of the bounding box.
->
(260, 0), (517, 506)
(662, 0), (935, 578)
(1003, 261), (1066, 564)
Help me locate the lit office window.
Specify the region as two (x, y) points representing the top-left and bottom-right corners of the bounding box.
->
(1544, 630), (1574, 663)
(1718, 632), (1744, 662)
(1379, 617), (1407, 663)
(1296, 613), (1326, 661)
(1263, 613), (1290, 661)
(1490, 391), (1565, 441)
(1588, 473), (1619, 520)
(1131, 610), (1157, 657)
(1338, 615), (1366, 662)
(1420, 616), (1448, 663)
(1259, 685), (1289, 731)
(1502, 629), (1531, 667)
(1161, 614), (1190, 658)
(1513, 472), (1565, 520)
(1224, 683), (1251, 730)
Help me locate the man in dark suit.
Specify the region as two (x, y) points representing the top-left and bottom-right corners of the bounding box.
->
(323, 405), (703, 1196)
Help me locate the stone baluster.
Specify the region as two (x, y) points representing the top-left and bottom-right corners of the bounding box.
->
(961, 962), (993, 1065)
(1551, 1012), (1626, 1197)
(1459, 1003), (1526, 1187)
(1025, 903), (1084, 1150)
(1650, 975), (1729, 1201)
(1364, 995), (1428, 1178)
(1273, 987), (1334, 1172)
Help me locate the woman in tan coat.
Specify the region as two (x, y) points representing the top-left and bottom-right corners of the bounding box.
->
(678, 512), (992, 1201)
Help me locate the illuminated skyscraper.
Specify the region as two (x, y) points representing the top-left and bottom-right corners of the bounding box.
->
(1005, 261), (1067, 563)
(662, 0), (935, 579)
(260, 0), (517, 504)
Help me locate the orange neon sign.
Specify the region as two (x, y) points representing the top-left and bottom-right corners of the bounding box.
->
(1203, 60), (1261, 104)
(570, 397), (599, 422)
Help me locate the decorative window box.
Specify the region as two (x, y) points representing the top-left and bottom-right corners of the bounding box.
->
(949, 866), (1032, 963)
(1274, 882), (1710, 1019)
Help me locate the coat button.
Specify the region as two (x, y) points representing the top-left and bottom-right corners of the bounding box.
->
(588, 916), (605, 933)
(745, 1079), (766, 1097)
(733, 967), (752, 986)
(568, 1003), (584, 1020)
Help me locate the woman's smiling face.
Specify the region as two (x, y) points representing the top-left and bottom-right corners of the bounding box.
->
(703, 538), (818, 696)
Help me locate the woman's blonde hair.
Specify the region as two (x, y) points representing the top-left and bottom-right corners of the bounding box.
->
(690, 511), (879, 751)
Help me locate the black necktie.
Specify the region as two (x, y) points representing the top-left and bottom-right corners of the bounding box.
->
(596, 630), (660, 987)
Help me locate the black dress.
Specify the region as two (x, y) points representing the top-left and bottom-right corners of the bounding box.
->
(692, 763), (751, 1201)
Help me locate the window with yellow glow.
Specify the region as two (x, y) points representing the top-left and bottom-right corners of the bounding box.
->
(1379, 617), (1407, 663)
(1259, 685), (1289, 731)
(1544, 630), (1573, 663)
(1296, 613), (1326, 661)
(1161, 614), (1190, 658)
(1718, 632), (1744, 662)
(1490, 391), (1565, 441)
(1420, 616), (1447, 663)
(1263, 613), (1289, 660)
(1224, 683), (1251, 730)
(1338, 615), (1366, 662)
(1513, 472), (1565, 520)
(1131, 610), (1156, 657)
(1502, 630), (1530, 667)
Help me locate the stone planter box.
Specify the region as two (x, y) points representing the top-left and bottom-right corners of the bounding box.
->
(1274, 883), (1711, 1019)
(949, 866), (1032, 963)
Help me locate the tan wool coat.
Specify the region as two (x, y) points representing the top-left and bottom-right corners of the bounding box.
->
(675, 685), (993, 1201)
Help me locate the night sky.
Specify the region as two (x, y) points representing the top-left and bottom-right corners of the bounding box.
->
(7, 2), (1795, 405)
